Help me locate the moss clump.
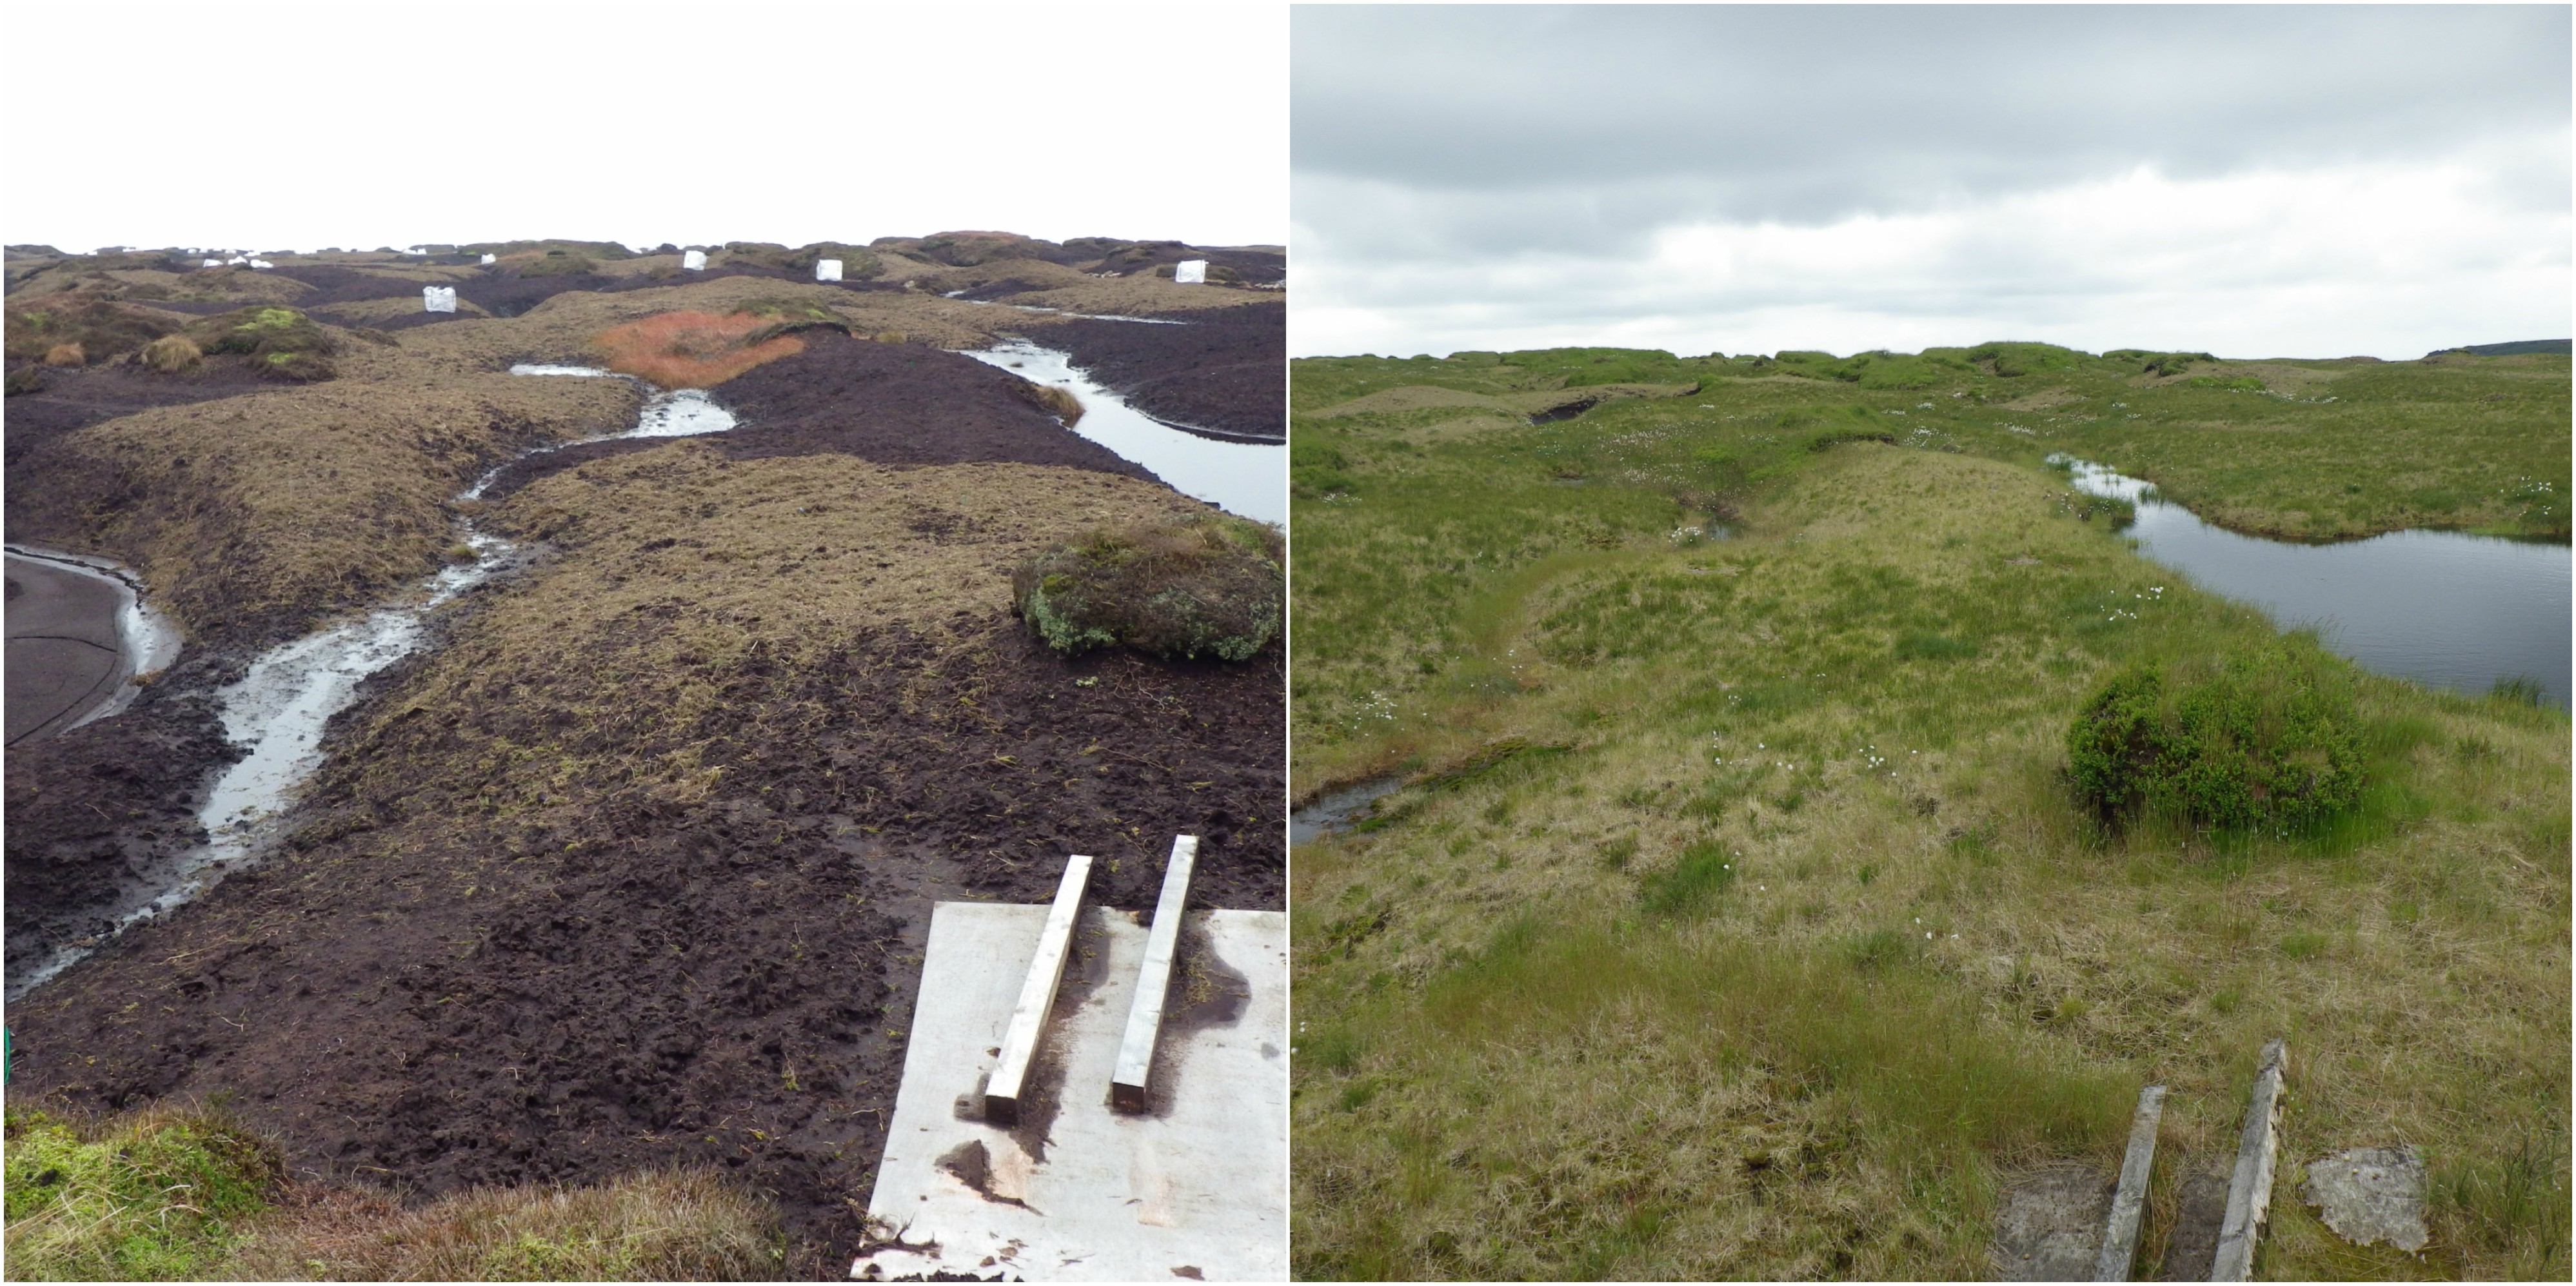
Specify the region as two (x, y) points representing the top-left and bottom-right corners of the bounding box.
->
(182, 306), (337, 381)
(3, 1103), (284, 1280)
(1011, 515), (1283, 662)
(2067, 644), (2368, 831)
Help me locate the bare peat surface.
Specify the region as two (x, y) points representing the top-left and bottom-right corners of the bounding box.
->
(6, 618), (1280, 1278)
(1031, 301), (1284, 440)
(3, 650), (241, 983)
(473, 333), (1158, 503)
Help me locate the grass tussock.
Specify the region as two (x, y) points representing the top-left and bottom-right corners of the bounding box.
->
(1011, 513), (1284, 661)
(226, 1169), (782, 1281)
(138, 334), (201, 373)
(590, 310), (806, 389)
(3, 1103), (284, 1280)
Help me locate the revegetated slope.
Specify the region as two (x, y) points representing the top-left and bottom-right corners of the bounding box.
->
(1287, 344), (2568, 1280)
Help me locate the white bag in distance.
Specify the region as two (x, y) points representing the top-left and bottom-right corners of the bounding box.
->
(202, 259), (223, 268)
(815, 259), (842, 282)
(248, 259), (275, 270)
(480, 253), (497, 265)
(1173, 259), (1208, 284)
(682, 249), (708, 271)
(423, 286), (457, 313)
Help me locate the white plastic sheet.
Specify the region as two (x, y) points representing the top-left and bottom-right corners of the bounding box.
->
(480, 253), (497, 265)
(1173, 259), (1208, 284)
(422, 286), (457, 313)
(815, 259), (842, 282)
(248, 259), (275, 270)
(202, 259), (223, 268)
(682, 250), (707, 271)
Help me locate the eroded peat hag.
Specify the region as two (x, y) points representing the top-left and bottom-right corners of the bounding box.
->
(1289, 344), (2568, 1281)
(3, 235), (1285, 1279)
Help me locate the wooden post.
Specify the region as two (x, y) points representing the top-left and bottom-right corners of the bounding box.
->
(984, 854), (1093, 1125)
(1111, 835), (1200, 1112)
(2211, 1040), (2288, 1281)
(2094, 1084), (2166, 1280)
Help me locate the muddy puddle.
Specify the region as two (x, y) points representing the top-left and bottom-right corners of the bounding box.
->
(8, 370), (740, 998)
(964, 341), (1284, 526)
(1290, 777), (1403, 845)
(4, 545), (185, 744)
(2057, 455), (2573, 706)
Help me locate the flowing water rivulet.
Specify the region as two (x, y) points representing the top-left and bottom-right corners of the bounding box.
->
(8, 370), (732, 998)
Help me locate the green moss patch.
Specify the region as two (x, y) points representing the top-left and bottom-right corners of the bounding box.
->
(180, 306), (337, 382)
(3, 1104), (283, 1280)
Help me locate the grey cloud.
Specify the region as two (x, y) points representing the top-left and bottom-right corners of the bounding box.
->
(1295, 5), (2570, 238)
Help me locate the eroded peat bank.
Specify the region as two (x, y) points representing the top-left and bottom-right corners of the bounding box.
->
(2, 233), (1285, 1279)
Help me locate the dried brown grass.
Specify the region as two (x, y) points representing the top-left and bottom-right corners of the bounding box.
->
(40, 342), (84, 366)
(139, 334), (202, 373)
(226, 1169), (780, 1281)
(589, 310), (806, 389)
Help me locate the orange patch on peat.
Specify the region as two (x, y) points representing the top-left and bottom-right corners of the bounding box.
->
(590, 311), (806, 389)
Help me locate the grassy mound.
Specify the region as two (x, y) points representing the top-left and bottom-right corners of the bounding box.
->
(590, 310), (806, 388)
(4, 1103), (283, 1279)
(1013, 514), (1283, 661)
(180, 306), (337, 382)
(2067, 644), (2368, 832)
(4, 290), (179, 365)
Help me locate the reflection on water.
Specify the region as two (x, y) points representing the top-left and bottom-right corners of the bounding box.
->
(1290, 778), (1402, 846)
(965, 341), (1284, 526)
(2058, 455), (2571, 706)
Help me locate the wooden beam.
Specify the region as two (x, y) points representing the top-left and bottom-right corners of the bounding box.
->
(2210, 1040), (2288, 1281)
(984, 853), (1094, 1126)
(1111, 835), (1200, 1113)
(2094, 1084), (2166, 1281)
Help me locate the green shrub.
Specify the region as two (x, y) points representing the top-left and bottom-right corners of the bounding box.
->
(2066, 644), (2367, 831)
(1011, 514), (1283, 661)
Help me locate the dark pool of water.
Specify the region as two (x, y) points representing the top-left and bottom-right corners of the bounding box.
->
(1290, 778), (1402, 846)
(2060, 457), (2571, 707)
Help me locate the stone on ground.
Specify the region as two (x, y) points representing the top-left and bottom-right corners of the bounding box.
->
(1992, 1162), (2114, 1281)
(2301, 1145), (2428, 1253)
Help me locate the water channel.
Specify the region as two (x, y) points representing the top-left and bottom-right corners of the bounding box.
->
(964, 341), (1286, 526)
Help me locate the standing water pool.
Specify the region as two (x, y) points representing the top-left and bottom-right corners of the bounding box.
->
(2058, 456), (2571, 707)
(965, 341), (1285, 526)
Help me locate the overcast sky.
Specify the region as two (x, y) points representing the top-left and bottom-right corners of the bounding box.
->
(1293, 5), (2570, 360)
(7, 2), (1284, 254)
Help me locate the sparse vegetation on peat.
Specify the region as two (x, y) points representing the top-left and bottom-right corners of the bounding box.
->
(1290, 344), (2568, 1280)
